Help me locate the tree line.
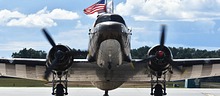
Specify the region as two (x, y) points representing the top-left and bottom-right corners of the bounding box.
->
(131, 46), (220, 59)
(12, 48), (47, 59)
(12, 46), (220, 59)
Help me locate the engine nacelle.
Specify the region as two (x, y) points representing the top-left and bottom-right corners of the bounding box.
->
(147, 45), (173, 72)
(46, 45), (73, 72)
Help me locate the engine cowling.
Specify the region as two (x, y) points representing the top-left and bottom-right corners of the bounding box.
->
(147, 45), (173, 72)
(46, 45), (73, 72)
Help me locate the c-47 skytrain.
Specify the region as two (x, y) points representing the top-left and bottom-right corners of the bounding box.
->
(1, 13), (220, 96)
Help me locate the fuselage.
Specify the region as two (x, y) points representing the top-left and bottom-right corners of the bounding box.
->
(87, 14), (132, 90)
(88, 14), (132, 69)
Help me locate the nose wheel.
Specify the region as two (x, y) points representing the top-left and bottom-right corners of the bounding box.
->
(51, 71), (68, 96)
(153, 84), (163, 96)
(55, 84), (65, 96)
(150, 72), (167, 96)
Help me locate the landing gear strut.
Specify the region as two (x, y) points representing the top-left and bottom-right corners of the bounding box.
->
(103, 90), (109, 96)
(52, 71), (68, 96)
(150, 71), (167, 96)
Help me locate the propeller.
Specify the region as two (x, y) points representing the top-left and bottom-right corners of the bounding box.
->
(43, 53), (59, 80)
(159, 25), (183, 73)
(160, 25), (166, 50)
(156, 24), (166, 59)
(42, 28), (56, 48)
(170, 60), (183, 73)
(137, 25), (166, 63)
(147, 25), (184, 73)
(42, 28), (64, 81)
(137, 55), (156, 63)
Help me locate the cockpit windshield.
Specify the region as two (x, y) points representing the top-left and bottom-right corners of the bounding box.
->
(94, 14), (126, 26)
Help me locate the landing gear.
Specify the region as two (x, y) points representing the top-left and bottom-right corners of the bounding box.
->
(103, 90), (109, 96)
(51, 71), (68, 96)
(153, 84), (163, 96)
(150, 71), (167, 96)
(55, 84), (64, 96)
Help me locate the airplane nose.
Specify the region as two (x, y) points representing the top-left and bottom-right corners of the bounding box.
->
(96, 22), (126, 40)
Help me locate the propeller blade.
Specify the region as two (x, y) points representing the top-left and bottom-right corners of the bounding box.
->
(138, 55), (156, 63)
(160, 25), (166, 50)
(43, 58), (59, 81)
(42, 28), (56, 47)
(170, 63), (184, 73)
(43, 50), (64, 80)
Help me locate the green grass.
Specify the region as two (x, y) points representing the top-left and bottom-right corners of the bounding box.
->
(0, 77), (47, 87)
(0, 77), (219, 88)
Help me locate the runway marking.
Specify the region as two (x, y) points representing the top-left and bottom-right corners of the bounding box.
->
(202, 93), (215, 96)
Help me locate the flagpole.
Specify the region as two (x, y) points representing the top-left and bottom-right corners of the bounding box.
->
(106, 0), (114, 14)
(112, 0), (114, 13)
(105, 0), (107, 13)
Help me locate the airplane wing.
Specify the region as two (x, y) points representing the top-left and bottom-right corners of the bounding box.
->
(169, 58), (220, 81)
(0, 57), (146, 82)
(1, 57), (220, 82)
(0, 58), (145, 82)
(128, 58), (220, 82)
(0, 58), (46, 80)
(0, 58), (100, 81)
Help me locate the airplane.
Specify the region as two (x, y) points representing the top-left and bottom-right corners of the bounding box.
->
(0, 13), (220, 96)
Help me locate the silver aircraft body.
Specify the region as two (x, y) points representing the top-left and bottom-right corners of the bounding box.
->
(1, 13), (220, 96)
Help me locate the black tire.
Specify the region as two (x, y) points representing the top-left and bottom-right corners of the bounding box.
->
(154, 84), (163, 96)
(56, 84), (64, 96)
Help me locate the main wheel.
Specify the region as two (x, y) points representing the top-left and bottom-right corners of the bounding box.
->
(154, 84), (163, 96)
(56, 84), (64, 96)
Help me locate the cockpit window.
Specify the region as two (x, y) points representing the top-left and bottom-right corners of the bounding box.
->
(94, 14), (126, 26)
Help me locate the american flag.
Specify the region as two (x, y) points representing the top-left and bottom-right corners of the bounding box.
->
(84, 0), (106, 15)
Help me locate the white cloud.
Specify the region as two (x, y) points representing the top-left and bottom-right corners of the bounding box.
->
(48, 8), (79, 20)
(7, 13), (57, 27)
(0, 9), (25, 25)
(0, 7), (80, 27)
(131, 27), (146, 33)
(115, 0), (220, 21)
(86, 12), (99, 19)
(132, 15), (150, 21)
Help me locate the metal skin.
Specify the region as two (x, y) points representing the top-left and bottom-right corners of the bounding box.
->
(86, 14), (173, 92)
(87, 14), (132, 90)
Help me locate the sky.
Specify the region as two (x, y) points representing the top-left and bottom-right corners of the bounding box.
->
(0, 0), (220, 58)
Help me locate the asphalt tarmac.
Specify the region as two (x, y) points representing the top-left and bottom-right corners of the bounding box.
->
(0, 87), (219, 96)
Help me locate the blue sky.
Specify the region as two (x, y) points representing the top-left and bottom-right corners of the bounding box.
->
(0, 0), (220, 58)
